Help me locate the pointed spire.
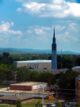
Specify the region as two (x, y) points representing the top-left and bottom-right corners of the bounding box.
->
(53, 27), (56, 43)
(53, 27), (55, 38)
(51, 27), (57, 72)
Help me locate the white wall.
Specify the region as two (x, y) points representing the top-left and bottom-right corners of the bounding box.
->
(16, 61), (51, 71)
(32, 83), (47, 90)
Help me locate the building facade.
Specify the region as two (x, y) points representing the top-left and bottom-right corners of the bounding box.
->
(16, 60), (51, 71)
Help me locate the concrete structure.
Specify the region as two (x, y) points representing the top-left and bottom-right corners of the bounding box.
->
(51, 28), (57, 72)
(76, 75), (80, 102)
(16, 60), (51, 71)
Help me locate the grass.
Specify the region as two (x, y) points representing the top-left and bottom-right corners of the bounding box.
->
(0, 103), (37, 107)
(0, 104), (35, 107)
(0, 104), (14, 107)
(0, 99), (79, 107)
(0, 99), (54, 107)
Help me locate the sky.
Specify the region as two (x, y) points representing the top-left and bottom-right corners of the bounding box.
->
(0, 0), (80, 53)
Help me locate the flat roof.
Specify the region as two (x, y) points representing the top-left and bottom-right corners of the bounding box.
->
(72, 66), (80, 69)
(0, 95), (32, 101)
(0, 88), (52, 94)
(10, 82), (47, 86)
(16, 60), (51, 64)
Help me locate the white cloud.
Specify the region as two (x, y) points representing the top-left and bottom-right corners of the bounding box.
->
(0, 21), (23, 48)
(56, 23), (79, 43)
(24, 24), (79, 46)
(0, 21), (13, 32)
(68, 22), (78, 31)
(19, 24), (80, 51)
(17, 0), (80, 18)
(25, 26), (51, 42)
(68, 3), (80, 17)
(24, 2), (45, 12)
(0, 21), (79, 50)
(0, 21), (22, 35)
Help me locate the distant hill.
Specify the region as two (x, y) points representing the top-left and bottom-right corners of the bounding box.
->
(0, 48), (79, 55)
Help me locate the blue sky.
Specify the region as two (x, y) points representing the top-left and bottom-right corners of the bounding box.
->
(0, 0), (80, 53)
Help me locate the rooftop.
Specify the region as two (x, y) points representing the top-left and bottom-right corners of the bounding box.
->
(16, 60), (51, 64)
(72, 66), (80, 69)
(10, 82), (47, 86)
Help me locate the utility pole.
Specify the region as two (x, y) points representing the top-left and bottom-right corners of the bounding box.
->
(41, 85), (44, 107)
(60, 50), (63, 69)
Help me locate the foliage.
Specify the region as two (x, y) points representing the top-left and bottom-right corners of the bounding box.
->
(0, 64), (14, 83)
(56, 101), (62, 107)
(0, 52), (14, 64)
(56, 70), (80, 100)
(16, 100), (22, 107)
(16, 67), (56, 85)
(76, 102), (80, 107)
(11, 53), (50, 61)
(38, 72), (56, 85)
(0, 52), (80, 69)
(10, 53), (80, 68)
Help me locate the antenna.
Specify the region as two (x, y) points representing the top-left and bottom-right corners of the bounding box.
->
(61, 50), (63, 68)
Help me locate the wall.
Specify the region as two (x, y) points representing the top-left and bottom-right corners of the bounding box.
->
(76, 79), (80, 102)
(16, 61), (51, 71)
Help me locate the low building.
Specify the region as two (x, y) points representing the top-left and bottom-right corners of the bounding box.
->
(0, 82), (54, 104)
(72, 66), (80, 72)
(10, 82), (47, 91)
(16, 60), (51, 71)
(0, 95), (32, 104)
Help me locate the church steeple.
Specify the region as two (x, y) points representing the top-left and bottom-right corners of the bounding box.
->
(51, 28), (57, 72)
(53, 28), (56, 43)
(52, 28), (56, 51)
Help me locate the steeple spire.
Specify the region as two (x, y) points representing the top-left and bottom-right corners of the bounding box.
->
(51, 27), (57, 72)
(53, 28), (56, 44)
(53, 27), (55, 37)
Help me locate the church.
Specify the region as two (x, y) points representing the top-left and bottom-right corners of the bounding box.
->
(16, 29), (57, 72)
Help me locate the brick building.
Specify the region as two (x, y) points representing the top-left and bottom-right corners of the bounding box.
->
(10, 82), (47, 91)
(76, 75), (80, 102)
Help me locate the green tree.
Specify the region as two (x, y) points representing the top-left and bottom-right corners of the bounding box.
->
(38, 72), (56, 85)
(16, 100), (22, 107)
(57, 70), (80, 100)
(0, 64), (14, 83)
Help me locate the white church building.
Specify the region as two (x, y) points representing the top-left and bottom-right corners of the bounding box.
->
(16, 60), (51, 71)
